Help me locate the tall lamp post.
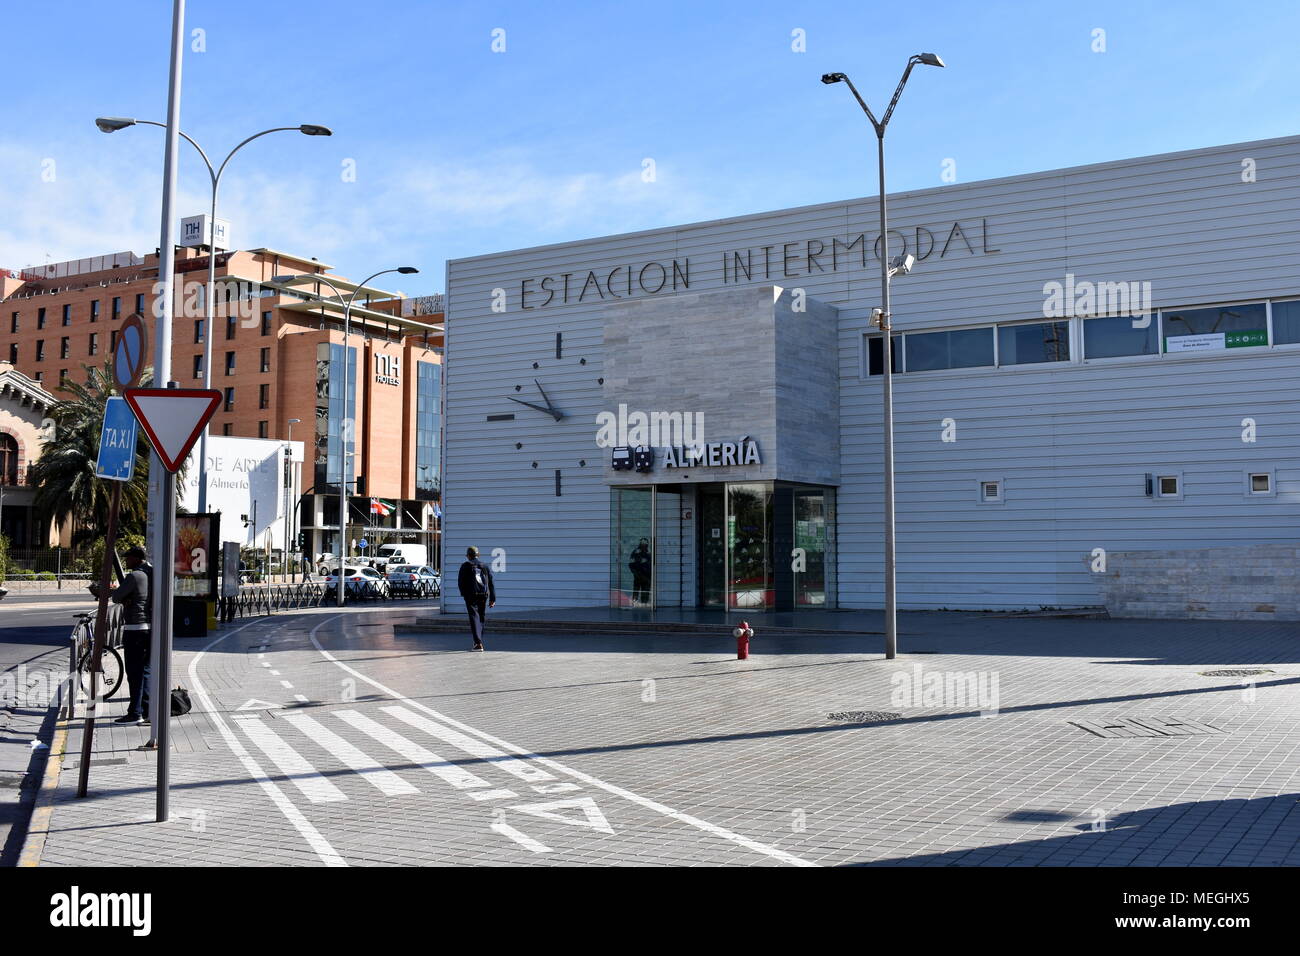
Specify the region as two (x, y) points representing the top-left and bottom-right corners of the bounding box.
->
(94, 117), (332, 515)
(822, 53), (945, 660)
(284, 417), (301, 583)
(270, 267), (419, 607)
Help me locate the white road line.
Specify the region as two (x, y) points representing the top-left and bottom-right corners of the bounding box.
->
(307, 621), (817, 867)
(468, 788), (519, 801)
(187, 620), (346, 866)
(383, 705), (555, 784)
(270, 670), (280, 676)
(491, 821), (551, 853)
(279, 680), (293, 688)
(279, 712), (418, 797)
(232, 716), (348, 804)
(294, 694), (309, 703)
(333, 710), (497, 793)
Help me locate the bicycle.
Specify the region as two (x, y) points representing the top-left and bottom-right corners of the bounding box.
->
(72, 612), (125, 701)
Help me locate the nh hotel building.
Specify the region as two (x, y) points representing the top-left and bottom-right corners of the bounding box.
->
(443, 136), (1300, 615)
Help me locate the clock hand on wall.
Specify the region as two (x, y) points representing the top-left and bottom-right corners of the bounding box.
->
(508, 379), (565, 421)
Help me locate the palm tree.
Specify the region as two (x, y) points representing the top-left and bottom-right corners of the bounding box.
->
(30, 361), (156, 544)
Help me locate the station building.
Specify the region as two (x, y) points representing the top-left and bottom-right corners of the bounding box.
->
(443, 135), (1300, 615)
(1, 239), (444, 561)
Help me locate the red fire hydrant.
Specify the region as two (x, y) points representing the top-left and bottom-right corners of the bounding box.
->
(733, 621), (753, 659)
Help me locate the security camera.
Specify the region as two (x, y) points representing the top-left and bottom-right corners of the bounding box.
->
(889, 253), (916, 276)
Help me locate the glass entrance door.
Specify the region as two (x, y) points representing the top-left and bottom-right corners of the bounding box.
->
(727, 482), (774, 609)
(610, 487), (653, 608)
(698, 484), (726, 607)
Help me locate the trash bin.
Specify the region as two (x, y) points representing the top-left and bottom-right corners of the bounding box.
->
(174, 598), (208, 638)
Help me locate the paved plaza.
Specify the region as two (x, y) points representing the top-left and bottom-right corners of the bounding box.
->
(21, 607), (1300, 867)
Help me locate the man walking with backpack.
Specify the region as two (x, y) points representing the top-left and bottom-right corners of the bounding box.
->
(457, 546), (495, 651)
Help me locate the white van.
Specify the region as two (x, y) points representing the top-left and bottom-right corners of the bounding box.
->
(372, 543), (428, 571)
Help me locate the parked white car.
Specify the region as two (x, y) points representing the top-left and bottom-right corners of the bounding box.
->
(324, 565), (390, 598)
(372, 543), (428, 571)
(385, 564), (440, 597)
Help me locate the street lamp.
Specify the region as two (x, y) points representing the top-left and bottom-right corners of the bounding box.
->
(822, 53), (944, 660)
(95, 117), (332, 515)
(285, 418), (301, 583)
(269, 267), (419, 607)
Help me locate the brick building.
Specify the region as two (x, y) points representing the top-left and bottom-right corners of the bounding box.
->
(1, 242), (443, 562)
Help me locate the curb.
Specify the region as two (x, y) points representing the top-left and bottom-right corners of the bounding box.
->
(16, 716), (69, 867)
(396, 619), (887, 637)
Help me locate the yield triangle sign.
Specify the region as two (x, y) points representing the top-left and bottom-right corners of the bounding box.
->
(124, 388), (222, 473)
(507, 797), (614, 834)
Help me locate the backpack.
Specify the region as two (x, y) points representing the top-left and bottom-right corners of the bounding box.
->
(472, 562), (488, 597)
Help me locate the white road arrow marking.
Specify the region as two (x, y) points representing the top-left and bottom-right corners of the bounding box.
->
(508, 797), (614, 835)
(236, 699), (282, 711)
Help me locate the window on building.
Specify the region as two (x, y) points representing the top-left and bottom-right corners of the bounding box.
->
(1271, 299), (1300, 345)
(59, 369), (68, 384)
(416, 362), (442, 501)
(258, 420), (269, 438)
(224, 387), (234, 412)
(37, 307), (46, 329)
(865, 335), (902, 376)
(906, 327), (995, 372)
(134, 293), (145, 314)
(259, 384), (270, 409)
(0, 432), (17, 485)
(90, 300), (100, 323)
(226, 315), (237, 340)
(111, 297), (121, 320)
(33, 371), (43, 383)
(1082, 314), (1159, 359)
(88, 332), (98, 356)
(9, 312), (17, 333)
(1157, 475), (1180, 498)
(225, 351), (236, 376)
(193, 355), (204, 379)
(260, 347), (270, 373)
(1162, 302), (1267, 352)
(60, 337), (69, 359)
(1248, 472), (1273, 495)
(222, 423), (232, 436)
(997, 320), (1069, 365)
(61, 304), (71, 326)
(261, 311), (272, 336)
(194, 320), (205, 344)
(34, 340), (44, 362)
(7, 343), (17, 363)
(110, 330), (118, 352)
(979, 479), (1003, 503)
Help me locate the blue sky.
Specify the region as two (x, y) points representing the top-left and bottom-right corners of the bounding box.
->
(2, 0), (1298, 296)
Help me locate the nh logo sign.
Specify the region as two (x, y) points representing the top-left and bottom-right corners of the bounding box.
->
(375, 354), (401, 386)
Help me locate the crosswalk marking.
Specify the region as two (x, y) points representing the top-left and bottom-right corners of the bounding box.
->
(279, 713), (418, 797)
(233, 716), (348, 804)
(333, 710), (497, 792)
(382, 706), (556, 784)
(468, 789), (519, 801)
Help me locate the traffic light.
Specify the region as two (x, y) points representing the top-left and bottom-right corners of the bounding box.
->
(297, 531), (306, 549)
(353, 475), (366, 496)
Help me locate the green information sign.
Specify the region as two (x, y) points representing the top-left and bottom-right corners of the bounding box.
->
(1225, 329), (1268, 348)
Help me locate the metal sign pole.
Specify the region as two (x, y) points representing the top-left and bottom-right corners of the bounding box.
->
(75, 482), (122, 798)
(155, 464), (177, 822)
(148, 0), (185, 824)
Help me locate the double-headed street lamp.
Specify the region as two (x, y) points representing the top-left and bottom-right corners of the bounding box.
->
(269, 267), (419, 607)
(94, 117), (332, 514)
(822, 53), (945, 660)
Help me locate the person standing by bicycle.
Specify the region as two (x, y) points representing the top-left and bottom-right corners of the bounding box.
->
(90, 545), (152, 724)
